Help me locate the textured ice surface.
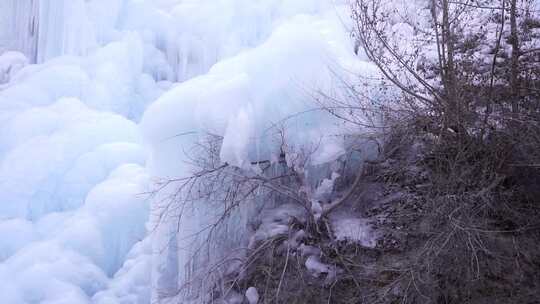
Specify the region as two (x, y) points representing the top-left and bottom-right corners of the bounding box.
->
(141, 12), (363, 176)
(0, 2), (159, 303)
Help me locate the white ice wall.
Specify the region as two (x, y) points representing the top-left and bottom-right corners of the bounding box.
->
(0, 1), (15, 52)
(0, 1), (379, 303)
(0, 0), (39, 61)
(36, 0), (97, 63)
(0, 0), (94, 63)
(0, 1), (161, 303)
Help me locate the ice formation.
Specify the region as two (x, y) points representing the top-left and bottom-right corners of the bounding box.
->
(0, 0), (377, 303)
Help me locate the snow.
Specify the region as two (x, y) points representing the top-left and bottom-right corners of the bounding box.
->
(305, 255), (332, 278)
(303, 251), (341, 284)
(330, 215), (377, 248)
(249, 204), (307, 248)
(0, 0), (377, 303)
(245, 287), (260, 304)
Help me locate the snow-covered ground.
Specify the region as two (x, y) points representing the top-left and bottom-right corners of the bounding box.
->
(0, 1), (374, 303)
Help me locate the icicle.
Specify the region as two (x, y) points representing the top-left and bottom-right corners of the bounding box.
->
(36, 0), (96, 63)
(0, 0), (39, 62)
(0, 0), (96, 63)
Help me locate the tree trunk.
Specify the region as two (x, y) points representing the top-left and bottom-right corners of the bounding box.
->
(441, 0), (460, 130)
(510, 0), (520, 113)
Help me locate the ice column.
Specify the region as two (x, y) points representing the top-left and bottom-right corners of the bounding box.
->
(36, 0), (96, 63)
(0, 0), (95, 63)
(0, 0), (39, 61)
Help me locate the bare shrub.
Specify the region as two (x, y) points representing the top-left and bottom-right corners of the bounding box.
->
(337, 0), (540, 302)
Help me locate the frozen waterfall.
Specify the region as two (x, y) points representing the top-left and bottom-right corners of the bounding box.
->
(0, 1), (375, 303)
(0, 0), (94, 64)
